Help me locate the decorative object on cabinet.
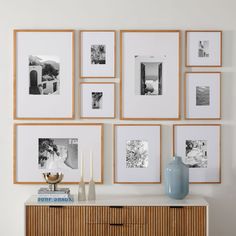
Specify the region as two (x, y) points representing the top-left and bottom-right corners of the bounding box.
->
(80, 82), (116, 119)
(13, 123), (103, 184)
(185, 72), (221, 120)
(87, 151), (96, 200)
(79, 30), (116, 78)
(42, 172), (64, 191)
(13, 29), (75, 119)
(173, 124), (221, 183)
(186, 30), (222, 67)
(165, 156), (189, 199)
(120, 30), (180, 120)
(78, 151), (86, 201)
(113, 124), (161, 183)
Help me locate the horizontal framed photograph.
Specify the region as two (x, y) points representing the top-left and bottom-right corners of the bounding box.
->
(120, 30), (180, 120)
(79, 30), (116, 78)
(113, 124), (161, 184)
(173, 124), (221, 183)
(185, 72), (221, 120)
(13, 30), (75, 119)
(186, 30), (222, 67)
(14, 123), (103, 184)
(80, 82), (116, 119)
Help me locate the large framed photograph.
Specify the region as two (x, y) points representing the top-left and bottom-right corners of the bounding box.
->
(186, 30), (222, 67)
(13, 30), (75, 119)
(113, 124), (161, 184)
(185, 72), (221, 120)
(80, 82), (116, 119)
(173, 124), (221, 183)
(14, 123), (103, 184)
(120, 30), (180, 120)
(79, 30), (116, 78)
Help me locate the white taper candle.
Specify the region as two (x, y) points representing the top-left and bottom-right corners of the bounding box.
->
(90, 151), (93, 179)
(80, 151), (83, 178)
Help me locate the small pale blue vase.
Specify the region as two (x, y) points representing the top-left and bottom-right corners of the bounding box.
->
(165, 156), (189, 200)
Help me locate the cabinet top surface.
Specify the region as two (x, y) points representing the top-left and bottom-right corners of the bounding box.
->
(25, 194), (208, 206)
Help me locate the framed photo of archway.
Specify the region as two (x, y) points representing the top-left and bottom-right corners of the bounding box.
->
(13, 30), (75, 119)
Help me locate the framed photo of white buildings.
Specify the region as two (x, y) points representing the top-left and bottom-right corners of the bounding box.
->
(173, 124), (221, 183)
(80, 82), (116, 119)
(185, 72), (221, 120)
(13, 30), (75, 119)
(79, 30), (116, 78)
(186, 30), (222, 67)
(120, 30), (180, 120)
(13, 123), (103, 184)
(113, 124), (161, 183)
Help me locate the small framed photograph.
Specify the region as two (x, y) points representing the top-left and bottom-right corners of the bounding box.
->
(79, 30), (116, 78)
(120, 30), (180, 120)
(80, 82), (116, 119)
(14, 123), (103, 184)
(113, 124), (161, 184)
(185, 72), (221, 120)
(173, 124), (221, 183)
(186, 30), (222, 67)
(13, 30), (75, 119)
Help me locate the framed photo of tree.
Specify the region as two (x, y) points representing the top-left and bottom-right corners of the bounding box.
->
(13, 30), (75, 119)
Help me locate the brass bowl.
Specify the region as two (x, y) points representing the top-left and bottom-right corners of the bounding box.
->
(43, 172), (64, 191)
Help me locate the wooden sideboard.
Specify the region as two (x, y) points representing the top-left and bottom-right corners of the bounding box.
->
(25, 195), (208, 236)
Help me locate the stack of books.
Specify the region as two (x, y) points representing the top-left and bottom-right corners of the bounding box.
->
(37, 188), (73, 202)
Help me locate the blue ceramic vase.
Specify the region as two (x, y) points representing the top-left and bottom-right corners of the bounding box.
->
(165, 156), (189, 200)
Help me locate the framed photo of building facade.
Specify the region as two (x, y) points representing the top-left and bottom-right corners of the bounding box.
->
(13, 30), (75, 119)
(79, 30), (116, 78)
(80, 82), (116, 119)
(120, 30), (180, 120)
(113, 124), (161, 183)
(173, 124), (221, 183)
(186, 30), (222, 67)
(14, 123), (103, 184)
(185, 72), (221, 120)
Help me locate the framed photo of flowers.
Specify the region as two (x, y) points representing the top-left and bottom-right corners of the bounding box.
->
(80, 82), (116, 119)
(173, 124), (221, 183)
(120, 30), (181, 120)
(185, 72), (221, 120)
(79, 30), (116, 78)
(186, 30), (222, 67)
(13, 123), (103, 184)
(113, 124), (161, 184)
(13, 30), (75, 119)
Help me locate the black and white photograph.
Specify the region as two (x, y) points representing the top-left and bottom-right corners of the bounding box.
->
(196, 86), (210, 106)
(198, 40), (209, 58)
(38, 138), (78, 170)
(91, 45), (106, 64)
(92, 92), (103, 109)
(29, 55), (60, 95)
(185, 140), (207, 168)
(126, 140), (149, 168)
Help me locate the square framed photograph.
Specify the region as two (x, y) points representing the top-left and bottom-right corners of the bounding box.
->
(120, 30), (180, 120)
(113, 124), (161, 184)
(13, 30), (75, 119)
(173, 124), (221, 183)
(80, 82), (116, 119)
(79, 30), (116, 78)
(14, 123), (103, 184)
(185, 72), (221, 120)
(186, 30), (222, 67)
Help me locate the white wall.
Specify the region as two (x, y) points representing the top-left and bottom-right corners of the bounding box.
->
(0, 0), (235, 235)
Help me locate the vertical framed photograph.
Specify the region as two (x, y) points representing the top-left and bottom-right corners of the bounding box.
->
(185, 72), (221, 120)
(173, 124), (221, 183)
(120, 30), (180, 120)
(14, 123), (103, 184)
(186, 30), (222, 67)
(113, 124), (161, 184)
(79, 30), (116, 78)
(13, 30), (75, 119)
(80, 82), (116, 119)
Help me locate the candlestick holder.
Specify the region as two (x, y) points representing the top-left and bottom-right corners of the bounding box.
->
(78, 176), (86, 201)
(87, 178), (96, 201)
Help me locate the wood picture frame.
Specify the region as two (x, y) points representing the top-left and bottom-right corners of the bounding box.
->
(13, 29), (75, 120)
(14, 123), (104, 184)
